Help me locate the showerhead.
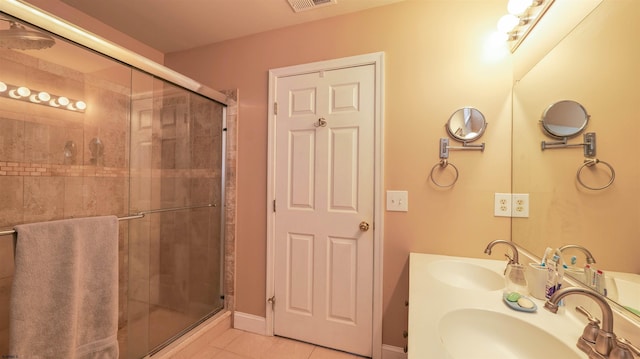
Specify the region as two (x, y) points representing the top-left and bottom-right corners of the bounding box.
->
(0, 20), (55, 50)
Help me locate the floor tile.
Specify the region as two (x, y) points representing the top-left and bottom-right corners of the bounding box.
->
(224, 331), (279, 359)
(189, 345), (222, 359)
(211, 350), (253, 359)
(258, 336), (315, 359)
(190, 328), (366, 359)
(210, 328), (245, 349)
(309, 346), (363, 359)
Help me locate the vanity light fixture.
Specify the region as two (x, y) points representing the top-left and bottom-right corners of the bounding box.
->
(0, 80), (86, 112)
(496, 0), (555, 52)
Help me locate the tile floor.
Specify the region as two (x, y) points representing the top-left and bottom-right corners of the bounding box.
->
(187, 328), (365, 359)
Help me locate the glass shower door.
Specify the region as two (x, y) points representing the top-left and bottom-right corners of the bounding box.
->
(127, 71), (225, 358)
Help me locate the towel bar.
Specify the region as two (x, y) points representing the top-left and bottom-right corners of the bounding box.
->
(0, 203), (215, 237)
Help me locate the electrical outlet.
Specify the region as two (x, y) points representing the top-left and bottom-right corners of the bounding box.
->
(494, 193), (512, 217)
(512, 193), (529, 218)
(387, 190), (408, 212)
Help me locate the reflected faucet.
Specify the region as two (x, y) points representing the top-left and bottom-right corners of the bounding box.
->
(559, 244), (597, 265)
(545, 287), (615, 357)
(484, 240), (519, 265)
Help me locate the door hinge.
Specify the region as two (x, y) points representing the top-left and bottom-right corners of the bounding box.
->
(267, 295), (276, 311)
(273, 199), (276, 212)
(273, 102), (278, 115)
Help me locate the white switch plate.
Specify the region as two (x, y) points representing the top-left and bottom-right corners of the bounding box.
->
(494, 193), (511, 217)
(387, 190), (408, 212)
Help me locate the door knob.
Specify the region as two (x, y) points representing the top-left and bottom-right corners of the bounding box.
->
(314, 117), (327, 127)
(359, 221), (370, 231)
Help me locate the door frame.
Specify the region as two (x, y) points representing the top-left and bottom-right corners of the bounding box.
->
(266, 52), (384, 358)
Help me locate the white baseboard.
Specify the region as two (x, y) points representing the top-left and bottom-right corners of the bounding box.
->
(382, 344), (407, 359)
(233, 311), (407, 359)
(233, 311), (267, 335)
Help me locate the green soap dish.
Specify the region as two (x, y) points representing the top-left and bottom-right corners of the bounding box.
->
(506, 292), (521, 302)
(503, 293), (537, 313)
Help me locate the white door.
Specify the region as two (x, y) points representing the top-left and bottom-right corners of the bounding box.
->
(273, 64), (375, 357)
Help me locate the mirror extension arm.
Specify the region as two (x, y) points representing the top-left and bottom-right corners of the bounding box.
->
(541, 132), (596, 157)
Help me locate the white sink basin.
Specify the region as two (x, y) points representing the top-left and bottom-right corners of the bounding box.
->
(439, 309), (583, 359)
(428, 260), (504, 291)
(606, 274), (640, 315)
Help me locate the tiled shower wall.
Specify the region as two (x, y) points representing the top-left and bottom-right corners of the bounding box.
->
(0, 48), (131, 354)
(0, 42), (232, 355)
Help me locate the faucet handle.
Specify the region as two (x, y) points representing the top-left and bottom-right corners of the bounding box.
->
(576, 306), (600, 343)
(504, 253), (516, 264)
(577, 306), (601, 324)
(610, 337), (640, 359)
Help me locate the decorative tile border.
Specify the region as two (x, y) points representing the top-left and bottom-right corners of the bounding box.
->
(0, 162), (219, 178)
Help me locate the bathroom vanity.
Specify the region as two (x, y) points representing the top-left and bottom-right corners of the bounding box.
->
(407, 252), (640, 358)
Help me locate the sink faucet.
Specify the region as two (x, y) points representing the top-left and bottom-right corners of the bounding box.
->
(484, 240), (519, 265)
(559, 244), (597, 265)
(545, 287), (615, 357)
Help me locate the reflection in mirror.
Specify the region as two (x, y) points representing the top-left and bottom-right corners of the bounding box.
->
(541, 100), (589, 138)
(445, 107), (487, 142)
(512, 0), (640, 320)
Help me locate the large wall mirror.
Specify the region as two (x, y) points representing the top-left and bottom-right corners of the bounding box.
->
(512, 0), (640, 319)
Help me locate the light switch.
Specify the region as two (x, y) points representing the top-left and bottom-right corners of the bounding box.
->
(387, 190), (408, 212)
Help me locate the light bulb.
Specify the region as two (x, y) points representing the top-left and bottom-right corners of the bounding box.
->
(75, 101), (87, 111)
(497, 14), (520, 33)
(0, 82), (6, 92)
(17, 86), (31, 97)
(508, 0), (534, 15)
(37, 91), (51, 102)
(490, 31), (509, 44)
(57, 96), (69, 106)
(29, 94), (41, 103)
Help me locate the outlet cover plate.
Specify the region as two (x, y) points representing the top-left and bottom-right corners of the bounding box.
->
(512, 193), (529, 218)
(494, 193), (511, 217)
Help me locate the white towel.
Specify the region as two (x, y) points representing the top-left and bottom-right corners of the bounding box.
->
(9, 216), (119, 359)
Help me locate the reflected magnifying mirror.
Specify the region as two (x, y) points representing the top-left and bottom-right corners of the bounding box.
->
(445, 107), (487, 142)
(541, 100), (590, 138)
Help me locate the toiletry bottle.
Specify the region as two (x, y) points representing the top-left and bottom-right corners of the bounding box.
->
(541, 247), (552, 267)
(544, 254), (560, 299)
(584, 264), (593, 288)
(595, 269), (607, 296)
(590, 265), (599, 288)
(555, 254), (564, 293)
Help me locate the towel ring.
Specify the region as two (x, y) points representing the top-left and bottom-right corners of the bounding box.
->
(576, 158), (615, 190)
(430, 159), (459, 188)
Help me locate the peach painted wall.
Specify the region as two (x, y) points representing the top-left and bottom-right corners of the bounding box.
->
(21, 0), (163, 64)
(512, 0), (640, 275)
(165, 1), (513, 347)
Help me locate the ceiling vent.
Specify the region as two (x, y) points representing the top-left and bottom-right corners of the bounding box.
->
(287, 0), (337, 13)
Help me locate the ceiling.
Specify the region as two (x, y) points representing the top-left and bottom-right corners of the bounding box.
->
(58, 0), (405, 53)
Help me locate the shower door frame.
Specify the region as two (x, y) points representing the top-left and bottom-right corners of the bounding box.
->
(128, 88), (229, 357)
(0, 2), (235, 358)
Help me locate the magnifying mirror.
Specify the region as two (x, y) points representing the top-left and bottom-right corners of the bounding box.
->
(541, 100), (589, 138)
(445, 107), (487, 142)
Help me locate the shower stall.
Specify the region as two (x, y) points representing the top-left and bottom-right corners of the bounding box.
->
(0, 3), (234, 358)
